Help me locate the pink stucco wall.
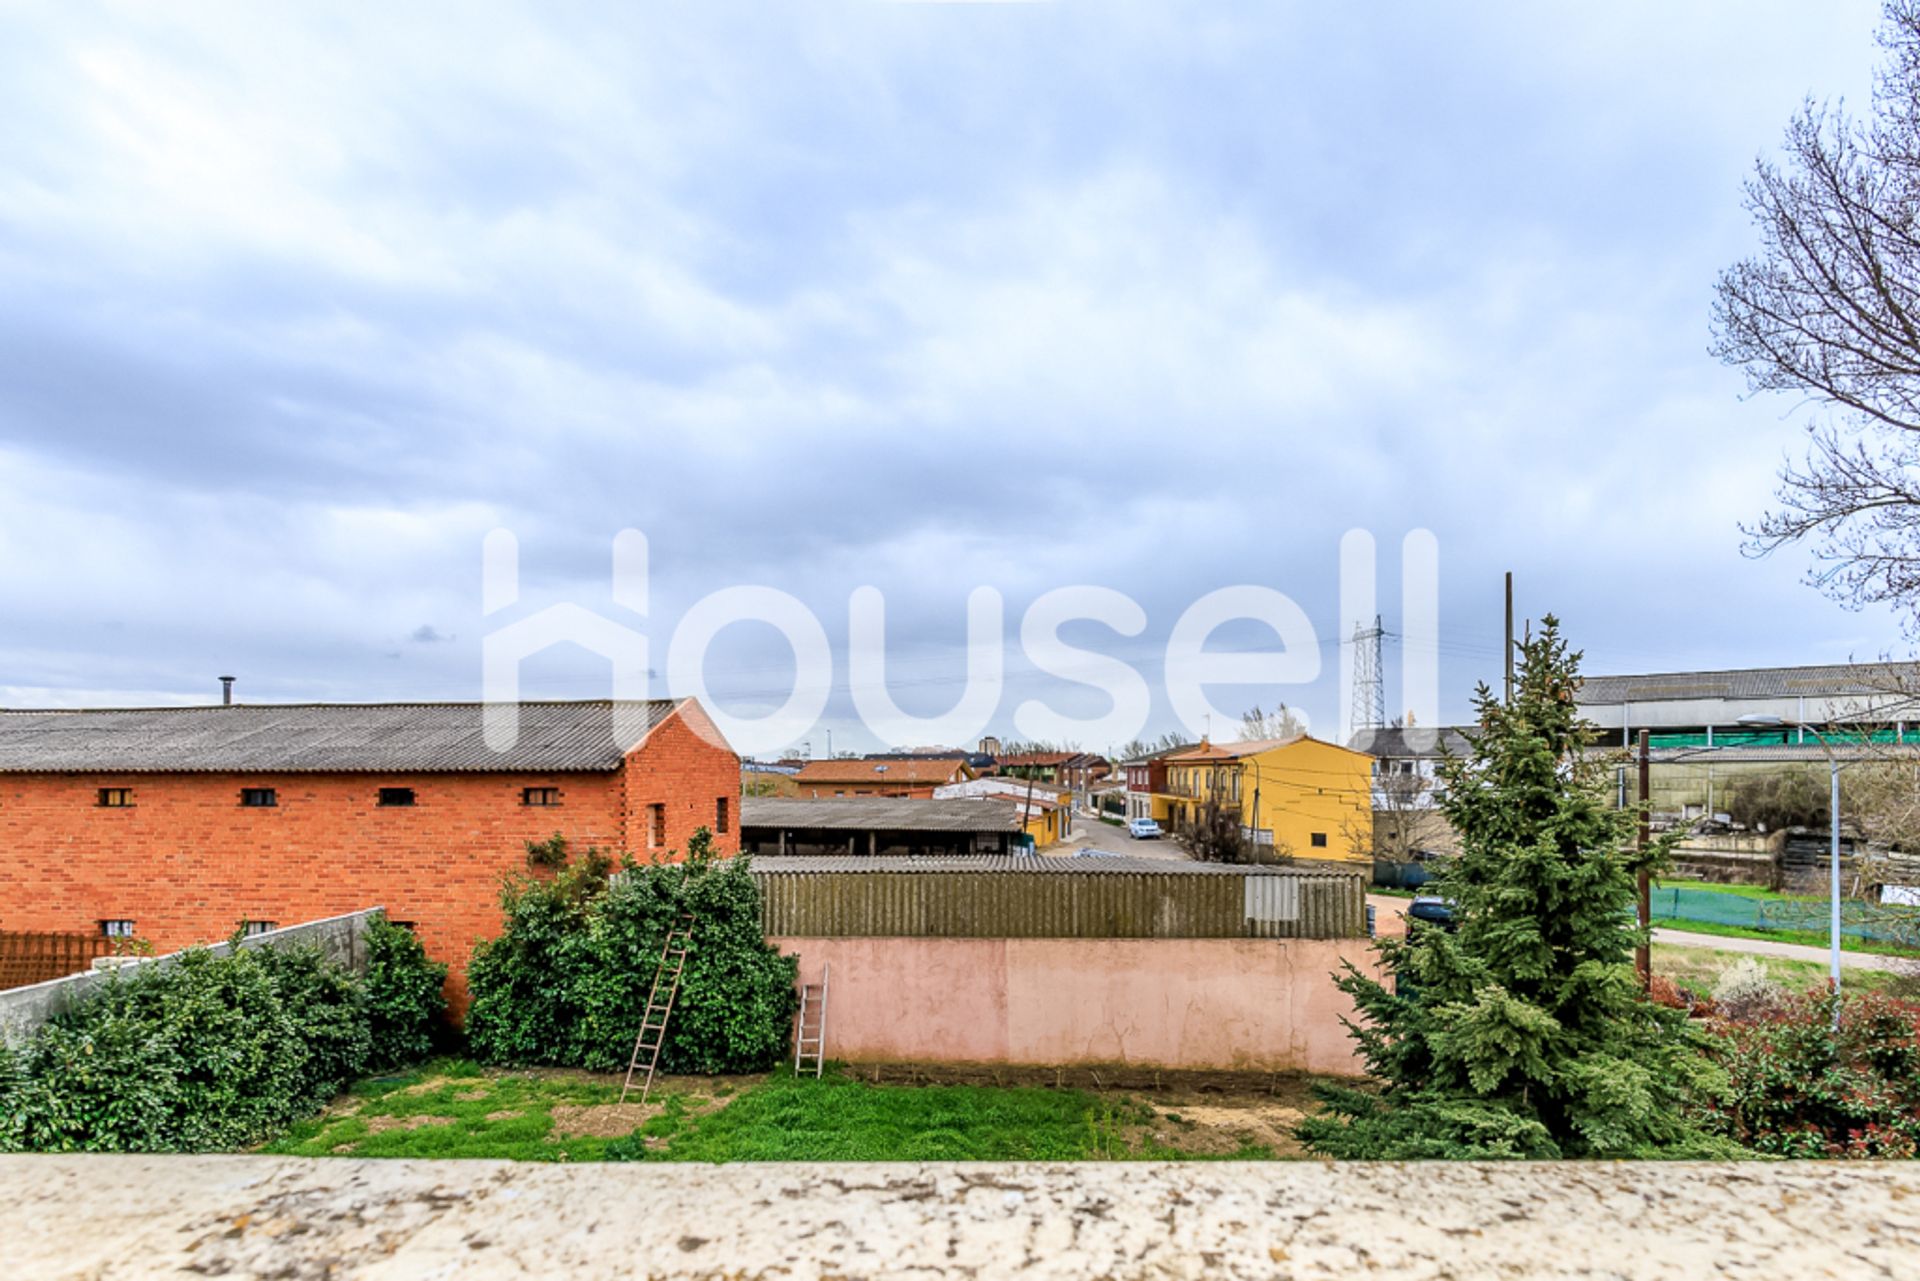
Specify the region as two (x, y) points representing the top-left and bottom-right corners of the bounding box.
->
(769, 936), (1382, 1075)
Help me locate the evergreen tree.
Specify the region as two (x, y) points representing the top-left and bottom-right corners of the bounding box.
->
(1299, 617), (1733, 1158)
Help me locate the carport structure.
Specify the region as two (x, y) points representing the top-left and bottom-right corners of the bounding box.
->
(740, 796), (1020, 857)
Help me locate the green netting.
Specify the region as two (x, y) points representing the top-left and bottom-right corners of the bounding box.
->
(1645, 728), (1903, 749)
(1655, 887), (1920, 947)
(1654, 886), (1767, 929)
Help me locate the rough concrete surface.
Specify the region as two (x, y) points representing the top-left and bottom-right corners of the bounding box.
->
(2, 1156), (1917, 1279)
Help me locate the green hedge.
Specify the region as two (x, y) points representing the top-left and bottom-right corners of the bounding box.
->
(466, 829), (798, 1075)
(0, 914), (446, 1153)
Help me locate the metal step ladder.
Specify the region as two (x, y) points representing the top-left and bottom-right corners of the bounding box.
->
(793, 963), (830, 1078)
(619, 912), (695, 1105)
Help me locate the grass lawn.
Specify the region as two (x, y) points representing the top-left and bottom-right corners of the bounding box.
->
(1652, 943), (1914, 996)
(1651, 880), (1823, 903)
(264, 1060), (1301, 1163)
(1650, 914), (1920, 960)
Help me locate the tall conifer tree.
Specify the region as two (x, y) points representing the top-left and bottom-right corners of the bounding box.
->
(1300, 618), (1731, 1158)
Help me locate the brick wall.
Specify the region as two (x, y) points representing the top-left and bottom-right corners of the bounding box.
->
(0, 706), (739, 1013)
(621, 700), (740, 860)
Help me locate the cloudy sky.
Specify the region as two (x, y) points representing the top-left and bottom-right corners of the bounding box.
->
(0, 1), (1902, 754)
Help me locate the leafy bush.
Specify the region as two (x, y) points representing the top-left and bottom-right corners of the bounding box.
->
(466, 829), (798, 1074)
(1703, 991), (1920, 1158)
(0, 913), (449, 1154)
(363, 916), (449, 1070)
(2, 944), (363, 1152)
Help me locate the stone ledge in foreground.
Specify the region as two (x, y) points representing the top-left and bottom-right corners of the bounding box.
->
(0, 1154), (1915, 1280)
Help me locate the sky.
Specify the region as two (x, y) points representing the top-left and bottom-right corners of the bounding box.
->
(0, 0), (1905, 756)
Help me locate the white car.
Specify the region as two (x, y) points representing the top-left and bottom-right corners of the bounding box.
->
(1126, 816), (1163, 839)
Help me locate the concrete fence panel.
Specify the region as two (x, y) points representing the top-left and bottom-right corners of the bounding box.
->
(0, 907), (383, 1049)
(773, 934), (1381, 1074)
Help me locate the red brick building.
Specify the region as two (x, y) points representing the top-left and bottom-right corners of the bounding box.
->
(0, 698), (738, 1010)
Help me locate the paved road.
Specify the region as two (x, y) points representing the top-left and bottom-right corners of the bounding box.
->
(1654, 927), (1916, 973)
(1054, 815), (1191, 861)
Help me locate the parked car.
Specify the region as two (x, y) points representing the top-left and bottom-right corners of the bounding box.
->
(1126, 816), (1163, 839)
(1407, 895), (1456, 932)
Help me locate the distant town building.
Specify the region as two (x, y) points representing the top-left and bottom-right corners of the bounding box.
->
(996, 751), (1109, 790)
(1576, 662), (1920, 749)
(1153, 736), (1374, 862)
(792, 756), (977, 799)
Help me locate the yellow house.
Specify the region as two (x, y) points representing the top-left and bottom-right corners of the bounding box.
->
(1157, 736), (1374, 862)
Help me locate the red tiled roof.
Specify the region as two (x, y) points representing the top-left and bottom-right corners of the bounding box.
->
(793, 758), (970, 785)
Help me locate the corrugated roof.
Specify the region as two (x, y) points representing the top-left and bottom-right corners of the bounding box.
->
(748, 854), (1353, 876)
(792, 758), (971, 786)
(0, 700), (682, 773)
(1347, 726), (1476, 758)
(1576, 663), (1920, 705)
(742, 796), (1022, 833)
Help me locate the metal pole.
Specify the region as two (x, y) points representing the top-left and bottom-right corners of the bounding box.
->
(1636, 729), (1651, 990)
(1504, 572), (1514, 705)
(1830, 755), (1843, 1025)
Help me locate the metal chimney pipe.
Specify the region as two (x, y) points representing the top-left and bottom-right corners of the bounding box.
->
(219, 676), (235, 705)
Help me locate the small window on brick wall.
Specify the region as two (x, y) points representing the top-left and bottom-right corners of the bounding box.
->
(97, 788), (134, 808)
(100, 919), (135, 938)
(240, 788), (278, 808)
(378, 787), (416, 807)
(647, 802), (665, 847)
(1310, 832), (1328, 848)
(241, 920), (278, 936)
(716, 796), (730, 834)
(522, 787), (562, 807)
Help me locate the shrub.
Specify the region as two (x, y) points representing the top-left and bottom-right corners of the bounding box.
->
(0, 914), (449, 1154)
(1702, 991), (1920, 1157)
(3, 943), (365, 1153)
(363, 916), (450, 1070)
(466, 829), (798, 1075)
(1710, 958), (1782, 1022)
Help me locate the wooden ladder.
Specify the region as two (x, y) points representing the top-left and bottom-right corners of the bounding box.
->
(619, 912), (695, 1105)
(793, 963), (830, 1079)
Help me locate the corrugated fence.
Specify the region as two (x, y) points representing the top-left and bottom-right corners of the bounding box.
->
(751, 861), (1366, 939)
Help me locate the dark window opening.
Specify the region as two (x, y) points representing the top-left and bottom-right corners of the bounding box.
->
(647, 802), (665, 847)
(388, 920), (418, 933)
(97, 788), (134, 808)
(100, 919), (135, 938)
(716, 796), (730, 834)
(241, 920), (278, 936)
(378, 787), (416, 807)
(522, 787), (562, 807)
(1310, 832), (1328, 848)
(241, 788), (278, 808)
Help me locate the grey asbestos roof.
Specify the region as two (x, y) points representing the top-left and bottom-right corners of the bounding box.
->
(748, 854), (1349, 876)
(1576, 663), (1920, 706)
(0, 700), (682, 774)
(742, 796), (1021, 833)
(1346, 726), (1475, 758)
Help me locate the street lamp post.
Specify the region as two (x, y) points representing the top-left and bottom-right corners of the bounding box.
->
(1737, 714), (1844, 1023)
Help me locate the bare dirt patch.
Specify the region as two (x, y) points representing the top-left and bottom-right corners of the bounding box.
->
(363, 1115), (454, 1135)
(550, 1103), (664, 1138)
(1132, 1100), (1309, 1157)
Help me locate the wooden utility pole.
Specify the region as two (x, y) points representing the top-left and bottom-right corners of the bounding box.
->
(1504, 572), (1514, 704)
(1635, 728), (1652, 990)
